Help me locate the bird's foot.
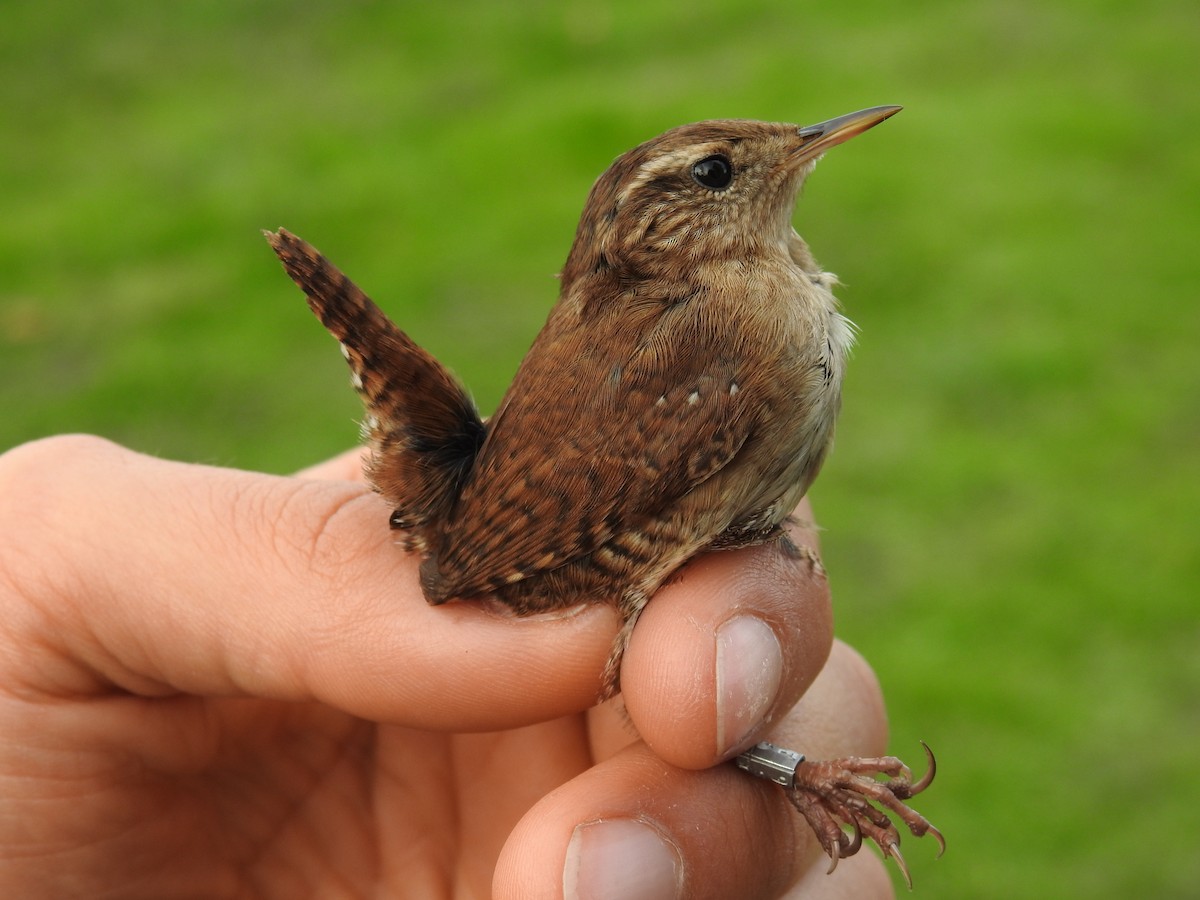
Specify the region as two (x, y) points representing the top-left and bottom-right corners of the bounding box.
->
(737, 741), (942, 888)
(784, 742), (943, 888)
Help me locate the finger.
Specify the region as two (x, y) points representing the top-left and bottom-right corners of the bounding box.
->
(293, 446), (369, 481)
(0, 435), (616, 730)
(785, 852), (893, 900)
(767, 639), (889, 759)
(614, 499), (834, 769)
(495, 640), (888, 900)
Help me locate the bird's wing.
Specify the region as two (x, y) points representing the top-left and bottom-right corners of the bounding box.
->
(422, 307), (756, 599)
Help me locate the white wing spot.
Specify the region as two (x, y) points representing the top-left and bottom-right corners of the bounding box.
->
(729, 382), (740, 396)
(339, 343), (351, 360)
(686, 390), (700, 405)
(351, 370), (364, 389)
(655, 395), (667, 407)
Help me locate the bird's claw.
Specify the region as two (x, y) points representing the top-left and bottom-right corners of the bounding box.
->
(777, 743), (942, 888)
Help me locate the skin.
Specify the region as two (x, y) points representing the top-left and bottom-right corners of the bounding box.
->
(0, 434), (893, 899)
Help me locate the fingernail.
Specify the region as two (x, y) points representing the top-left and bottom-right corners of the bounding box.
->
(716, 615), (783, 756)
(564, 818), (683, 900)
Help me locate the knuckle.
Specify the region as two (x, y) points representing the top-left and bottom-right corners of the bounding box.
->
(0, 435), (124, 667)
(0, 433), (119, 493)
(0, 433), (121, 563)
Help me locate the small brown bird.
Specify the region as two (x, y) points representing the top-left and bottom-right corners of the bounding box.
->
(267, 105), (941, 881)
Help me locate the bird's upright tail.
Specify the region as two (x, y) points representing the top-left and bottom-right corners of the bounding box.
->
(265, 228), (485, 553)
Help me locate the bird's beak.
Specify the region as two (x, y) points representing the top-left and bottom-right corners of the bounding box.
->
(793, 105), (902, 162)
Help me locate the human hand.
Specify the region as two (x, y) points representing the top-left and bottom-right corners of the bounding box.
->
(0, 435), (894, 898)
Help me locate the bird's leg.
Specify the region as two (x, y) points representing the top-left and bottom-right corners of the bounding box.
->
(597, 589), (651, 701)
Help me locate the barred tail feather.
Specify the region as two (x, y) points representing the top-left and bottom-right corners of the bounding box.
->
(265, 228), (485, 550)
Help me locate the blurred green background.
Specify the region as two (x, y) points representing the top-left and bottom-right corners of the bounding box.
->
(2, 1), (1196, 896)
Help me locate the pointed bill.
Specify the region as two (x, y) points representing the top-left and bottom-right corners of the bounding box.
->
(792, 105), (902, 162)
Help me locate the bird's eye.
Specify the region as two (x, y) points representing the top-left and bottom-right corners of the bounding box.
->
(691, 155), (733, 190)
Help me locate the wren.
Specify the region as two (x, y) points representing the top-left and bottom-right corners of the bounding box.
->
(267, 106), (942, 882)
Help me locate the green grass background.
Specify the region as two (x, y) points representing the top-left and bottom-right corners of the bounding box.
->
(2, 1), (1196, 896)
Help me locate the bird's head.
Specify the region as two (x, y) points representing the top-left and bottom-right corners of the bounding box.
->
(561, 106), (900, 289)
